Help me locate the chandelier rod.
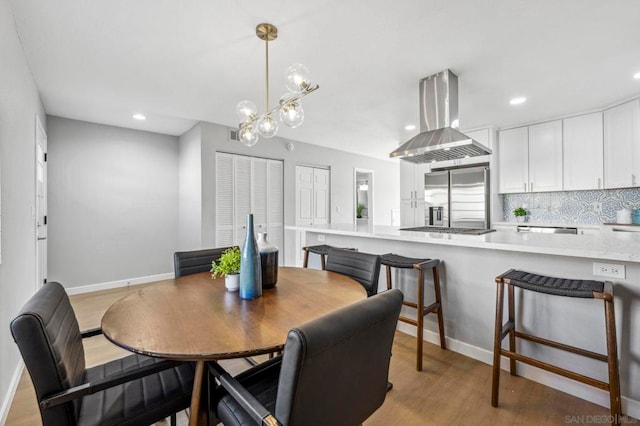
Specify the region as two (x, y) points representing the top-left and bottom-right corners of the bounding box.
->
(264, 34), (270, 113)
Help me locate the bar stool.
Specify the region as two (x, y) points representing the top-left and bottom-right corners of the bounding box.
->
(381, 253), (446, 371)
(302, 244), (355, 270)
(492, 269), (622, 423)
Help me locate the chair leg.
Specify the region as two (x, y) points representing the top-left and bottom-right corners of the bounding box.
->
(491, 280), (505, 407)
(320, 254), (326, 270)
(432, 266), (446, 350)
(416, 267), (424, 371)
(605, 298), (622, 423)
(386, 265), (392, 291)
(302, 248), (309, 268)
(170, 413), (177, 426)
(507, 284), (517, 376)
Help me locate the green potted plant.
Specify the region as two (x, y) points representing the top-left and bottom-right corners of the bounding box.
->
(513, 206), (527, 223)
(211, 247), (241, 291)
(356, 203), (365, 219)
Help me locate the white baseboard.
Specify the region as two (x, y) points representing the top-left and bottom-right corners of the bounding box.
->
(397, 322), (640, 420)
(65, 272), (175, 295)
(0, 361), (24, 426)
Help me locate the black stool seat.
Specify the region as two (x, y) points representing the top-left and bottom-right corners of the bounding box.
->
(503, 270), (604, 298)
(306, 244), (336, 255)
(380, 253), (432, 269)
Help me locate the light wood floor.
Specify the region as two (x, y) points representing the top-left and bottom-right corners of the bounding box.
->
(6, 284), (628, 425)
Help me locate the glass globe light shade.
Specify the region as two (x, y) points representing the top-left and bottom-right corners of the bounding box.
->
(280, 101), (304, 128)
(286, 64), (311, 93)
(257, 114), (278, 138)
(236, 100), (257, 122)
(239, 123), (259, 146)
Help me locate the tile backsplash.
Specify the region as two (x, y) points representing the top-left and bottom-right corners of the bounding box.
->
(502, 189), (640, 224)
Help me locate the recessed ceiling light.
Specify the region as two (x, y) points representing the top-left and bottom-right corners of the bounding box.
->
(510, 97), (527, 105)
(404, 124), (416, 131)
(133, 113), (146, 120)
(634, 72), (640, 80)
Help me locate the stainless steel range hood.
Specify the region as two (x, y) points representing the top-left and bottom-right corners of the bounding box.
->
(389, 69), (491, 163)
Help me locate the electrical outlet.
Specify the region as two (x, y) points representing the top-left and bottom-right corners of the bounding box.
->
(593, 262), (625, 279)
(592, 202), (602, 213)
(317, 234), (325, 242)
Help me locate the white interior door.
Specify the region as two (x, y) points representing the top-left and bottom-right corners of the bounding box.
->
(313, 168), (330, 225)
(215, 153), (234, 246)
(251, 158), (268, 234)
(296, 166), (314, 225)
(36, 116), (47, 289)
(234, 156), (252, 245)
(267, 160), (284, 255)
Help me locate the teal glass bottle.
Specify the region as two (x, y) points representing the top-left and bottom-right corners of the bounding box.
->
(239, 214), (262, 299)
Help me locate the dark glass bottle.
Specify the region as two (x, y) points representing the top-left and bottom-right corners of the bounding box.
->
(257, 232), (278, 289)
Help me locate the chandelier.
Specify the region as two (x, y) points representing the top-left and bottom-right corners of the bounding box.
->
(236, 23), (319, 146)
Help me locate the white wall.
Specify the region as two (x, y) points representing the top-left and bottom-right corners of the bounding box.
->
(0, 0), (46, 421)
(47, 117), (179, 288)
(197, 122), (400, 266)
(178, 124), (202, 250)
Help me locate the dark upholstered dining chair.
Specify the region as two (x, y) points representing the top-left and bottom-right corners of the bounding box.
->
(174, 246), (237, 277)
(209, 289), (404, 426)
(325, 247), (381, 297)
(10, 282), (195, 426)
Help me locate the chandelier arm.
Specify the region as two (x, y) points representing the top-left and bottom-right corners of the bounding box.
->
(239, 84), (320, 130)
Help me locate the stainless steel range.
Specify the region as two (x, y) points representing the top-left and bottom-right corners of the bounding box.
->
(400, 226), (496, 235)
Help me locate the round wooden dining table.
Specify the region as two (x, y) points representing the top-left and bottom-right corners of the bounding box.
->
(101, 266), (366, 426)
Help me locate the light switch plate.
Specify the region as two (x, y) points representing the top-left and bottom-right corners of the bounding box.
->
(593, 262), (625, 279)
(317, 234), (325, 242)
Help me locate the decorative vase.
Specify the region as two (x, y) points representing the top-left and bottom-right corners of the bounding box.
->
(225, 273), (239, 291)
(239, 214), (262, 299)
(516, 216), (525, 223)
(257, 232), (278, 289)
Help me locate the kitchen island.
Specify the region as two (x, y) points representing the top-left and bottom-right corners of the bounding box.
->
(286, 224), (640, 417)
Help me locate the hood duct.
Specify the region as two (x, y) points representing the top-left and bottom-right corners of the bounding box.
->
(389, 69), (491, 163)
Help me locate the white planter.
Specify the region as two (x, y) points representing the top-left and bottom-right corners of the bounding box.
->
(225, 273), (240, 291)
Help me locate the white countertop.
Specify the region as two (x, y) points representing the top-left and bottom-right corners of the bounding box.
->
(286, 223), (640, 263)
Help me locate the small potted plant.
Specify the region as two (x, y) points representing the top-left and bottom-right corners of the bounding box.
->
(513, 207), (527, 223)
(356, 203), (365, 219)
(211, 247), (241, 291)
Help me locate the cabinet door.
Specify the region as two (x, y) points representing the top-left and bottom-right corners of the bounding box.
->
(399, 161), (415, 199)
(498, 127), (529, 193)
(215, 153), (235, 246)
(563, 112), (603, 190)
(234, 155), (252, 245)
(528, 120), (563, 192)
(251, 158), (268, 234)
(414, 163), (430, 200)
(313, 168), (330, 225)
(604, 99), (640, 189)
(465, 128), (491, 149)
(400, 199), (415, 227)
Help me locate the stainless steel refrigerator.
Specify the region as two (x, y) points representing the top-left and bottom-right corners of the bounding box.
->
(424, 166), (490, 229)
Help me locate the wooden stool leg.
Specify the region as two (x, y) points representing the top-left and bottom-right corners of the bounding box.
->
(507, 284), (517, 376)
(491, 280), (505, 407)
(320, 254), (326, 270)
(303, 248), (309, 268)
(416, 267), (425, 371)
(432, 266), (446, 349)
(386, 265), (392, 290)
(605, 298), (622, 423)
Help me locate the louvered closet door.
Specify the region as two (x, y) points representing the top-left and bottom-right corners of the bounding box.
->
(234, 155), (252, 245)
(215, 153), (235, 246)
(267, 160), (284, 254)
(252, 158), (268, 235)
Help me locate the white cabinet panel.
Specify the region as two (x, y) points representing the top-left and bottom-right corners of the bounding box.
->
(498, 127), (529, 193)
(314, 168), (330, 225)
(528, 120), (563, 192)
(563, 112), (604, 190)
(465, 128), (491, 149)
(604, 99), (640, 189)
(296, 166), (314, 225)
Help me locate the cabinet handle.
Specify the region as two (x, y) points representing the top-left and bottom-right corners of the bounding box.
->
(597, 177), (601, 189)
(523, 183), (526, 193)
(633, 174), (637, 186)
(530, 182), (534, 192)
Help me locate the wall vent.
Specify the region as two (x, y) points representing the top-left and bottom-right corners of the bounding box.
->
(228, 129), (240, 142)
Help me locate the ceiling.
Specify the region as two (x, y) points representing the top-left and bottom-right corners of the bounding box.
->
(8, 0), (640, 160)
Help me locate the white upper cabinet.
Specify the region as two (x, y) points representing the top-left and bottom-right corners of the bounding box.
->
(528, 120), (563, 192)
(563, 112), (604, 191)
(498, 121), (562, 193)
(604, 99), (640, 189)
(465, 128), (491, 149)
(498, 127), (529, 193)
